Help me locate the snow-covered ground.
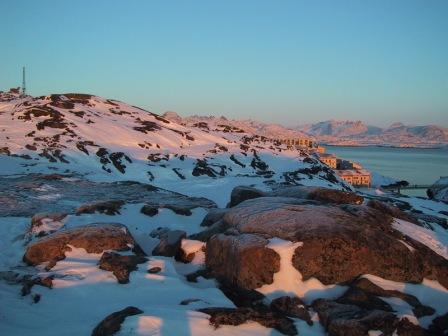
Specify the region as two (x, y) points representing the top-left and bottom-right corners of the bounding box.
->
(1, 91), (447, 335)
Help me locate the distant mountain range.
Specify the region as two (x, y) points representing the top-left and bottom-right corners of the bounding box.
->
(165, 113), (448, 148)
(296, 120), (448, 147)
(163, 111), (309, 140)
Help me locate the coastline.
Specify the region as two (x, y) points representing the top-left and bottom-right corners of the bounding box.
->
(322, 143), (448, 150)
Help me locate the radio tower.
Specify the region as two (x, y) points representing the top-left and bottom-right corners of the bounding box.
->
(21, 66), (26, 97)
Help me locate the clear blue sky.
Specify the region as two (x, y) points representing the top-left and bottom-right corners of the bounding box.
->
(1, 0), (447, 126)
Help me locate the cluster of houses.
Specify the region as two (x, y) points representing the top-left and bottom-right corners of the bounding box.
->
(279, 137), (371, 188)
(318, 153), (371, 187)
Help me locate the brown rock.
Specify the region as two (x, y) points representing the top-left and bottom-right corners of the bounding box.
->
(205, 233), (280, 289)
(152, 229), (186, 257)
(98, 252), (147, 284)
(200, 208), (228, 227)
(367, 199), (419, 224)
(270, 186), (364, 205)
(140, 204), (158, 217)
(23, 223), (137, 267)
(270, 296), (312, 325)
(345, 277), (435, 318)
(76, 200), (125, 215)
(198, 307), (297, 336)
(428, 312), (448, 335)
(147, 267), (161, 274)
(29, 212), (67, 236)
(92, 306), (143, 336)
(313, 299), (397, 336)
(227, 186), (266, 207)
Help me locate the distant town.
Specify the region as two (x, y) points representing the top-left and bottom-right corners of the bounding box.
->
(280, 137), (371, 187)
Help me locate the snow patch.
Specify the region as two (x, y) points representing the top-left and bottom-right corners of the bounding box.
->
(256, 238), (347, 303)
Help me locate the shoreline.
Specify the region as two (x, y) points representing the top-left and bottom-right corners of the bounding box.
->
(322, 143), (447, 150)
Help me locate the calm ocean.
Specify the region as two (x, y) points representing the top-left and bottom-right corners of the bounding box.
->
(326, 146), (448, 196)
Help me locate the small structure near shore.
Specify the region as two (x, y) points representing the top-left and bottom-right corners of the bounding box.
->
(280, 137), (315, 148)
(318, 153), (338, 168)
(336, 169), (371, 187)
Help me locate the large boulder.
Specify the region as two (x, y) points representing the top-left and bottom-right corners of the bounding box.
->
(313, 299), (398, 336)
(92, 306), (143, 336)
(29, 212), (67, 236)
(270, 186), (364, 205)
(151, 229), (186, 257)
(23, 223), (138, 267)
(198, 307), (297, 336)
(206, 233), (280, 289)
(205, 196), (448, 290)
(98, 252), (147, 284)
(227, 186), (266, 207)
(75, 200), (125, 215)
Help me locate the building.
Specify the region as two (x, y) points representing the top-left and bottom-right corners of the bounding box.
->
(318, 153), (338, 168)
(336, 169), (371, 187)
(281, 137), (315, 148)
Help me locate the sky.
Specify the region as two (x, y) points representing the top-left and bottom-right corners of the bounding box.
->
(1, 0), (447, 127)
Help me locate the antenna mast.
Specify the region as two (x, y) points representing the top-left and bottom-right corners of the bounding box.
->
(21, 66), (26, 97)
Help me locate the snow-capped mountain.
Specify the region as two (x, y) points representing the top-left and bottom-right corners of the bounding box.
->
(297, 120), (448, 147)
(162, 111), (311, 141)
(0, 90), (347, 205)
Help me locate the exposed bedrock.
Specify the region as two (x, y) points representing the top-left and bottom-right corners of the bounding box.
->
(23, 223), (140, 268)
(205, 194), (448, 290)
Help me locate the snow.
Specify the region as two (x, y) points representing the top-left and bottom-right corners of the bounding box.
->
(29, 217), (65, 236)
(1, 92), (447, 335)
(363, 274), (448, 327)
(392, 218), (448, 259)
(256, 238), (347, 304)
(181, 239), (205, 256)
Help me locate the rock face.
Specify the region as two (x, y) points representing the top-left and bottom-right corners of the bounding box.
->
(313, 299), (398, 336)
(205, 195), (448, 290)
(270, 186), (363, 205)
(152, 229), (186, 257)
(198, 307), (297, 336)
(75, 200), (125, 215)
(92, 306), (143, 336)
(23, 223), (137, 267)
(206, 233), (280, 289)
(367, 199), (419, 224)
(98, 252), (147, 284)
(29, 213), (67, 236)
(227, 186), (266, 207)
(270, 296), (312, 325)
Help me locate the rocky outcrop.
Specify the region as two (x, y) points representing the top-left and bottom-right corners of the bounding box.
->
(198, 307), (297, 336)
(151, 229), (186, 257)
(75, 200), (125, 215)
(204, 196), (448, 290)
(200, 208), (228, 227)
(23, 223), (138, 268)
(313, 299), (398, 336)
(270, 186), (363, 205)
(339, 277), (435, 318)
(98, 252), (147, 284)
(270, 296), (312, 325)
(29, 213), (67, 236)
(227, 186), (266, 207)
(367, 199), (419, 224)
(206, 233), (280, 289)
(92, 306), (143, 336)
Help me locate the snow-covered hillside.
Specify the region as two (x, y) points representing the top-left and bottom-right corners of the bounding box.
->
(0, 91), (348, 205)
(1, 90), (447, 336)
(296, 120), (448, 147)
